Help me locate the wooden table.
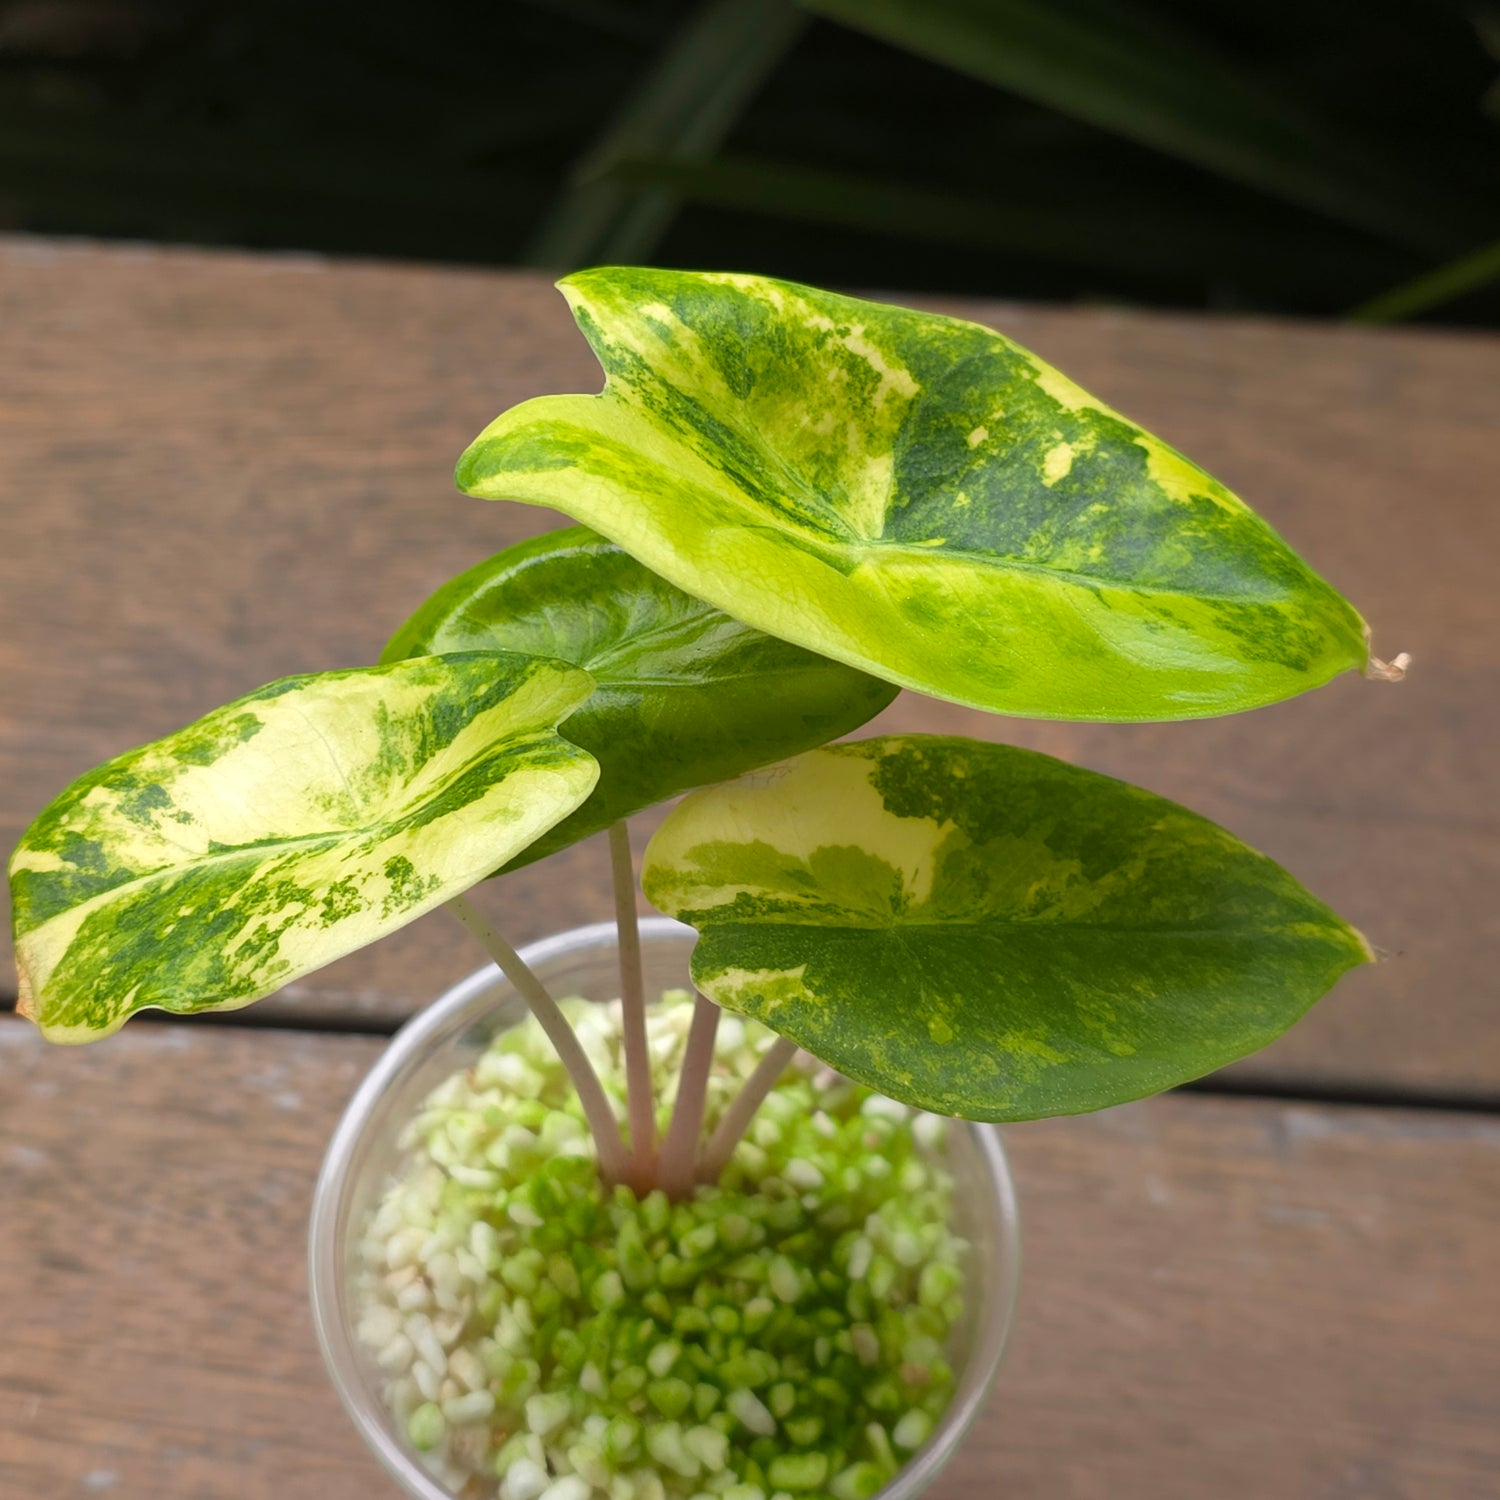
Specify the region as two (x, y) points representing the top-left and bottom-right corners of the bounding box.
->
(2, 237), (1496, 1498)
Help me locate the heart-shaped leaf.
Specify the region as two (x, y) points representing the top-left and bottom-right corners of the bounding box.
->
(458, 267), (1371, 722)
(9, 653), (598, 1042)
(383, 526), (898, 868)
(642, 735), (1370, 1120)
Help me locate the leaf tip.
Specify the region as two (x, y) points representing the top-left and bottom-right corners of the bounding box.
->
(1363, 649), (1411, 683)
(452, 437), (486, 497)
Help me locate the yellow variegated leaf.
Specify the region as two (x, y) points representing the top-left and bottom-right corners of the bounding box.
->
(643, 736), (1371, 1119)
(9, 653), (598, 1041)
(458, 267), (1373, 722)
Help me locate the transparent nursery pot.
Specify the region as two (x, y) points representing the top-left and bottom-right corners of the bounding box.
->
(310, 917), (1022, 1500)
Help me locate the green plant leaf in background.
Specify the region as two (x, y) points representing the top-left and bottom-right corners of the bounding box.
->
(458, 267), (1372, 722)
(598, 152), (1414, 303)
(9, 653), (598, 1042)
(525, 0), (808, 267)
(384, 525), (898, 868)
(799, 0), (1469, 257)
(1350, 235), (1500, 324)
(643, 736), (1371, 1120)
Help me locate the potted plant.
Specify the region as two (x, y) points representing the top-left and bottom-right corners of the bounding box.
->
(8, 268), (1404, 1500)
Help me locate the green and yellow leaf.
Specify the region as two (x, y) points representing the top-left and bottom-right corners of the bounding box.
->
(458, 267), (1371, 722)
(642, 736), (1371, 1120)
(9, 653), (598, 1042)
(384, 525), (897, 868)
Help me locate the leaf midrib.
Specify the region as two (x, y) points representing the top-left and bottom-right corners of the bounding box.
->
(21, 826), (346, 937)
(24, 727), (563, 935)
(599, 390), (1314, 612)
(868, 539), (1300, 608)
(581, 605), (727, 673)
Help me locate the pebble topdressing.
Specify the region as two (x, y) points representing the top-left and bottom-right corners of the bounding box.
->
(354, 992), (969, 1500)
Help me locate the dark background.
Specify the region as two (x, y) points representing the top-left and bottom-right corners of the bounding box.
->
(1, 0), (1497, 324)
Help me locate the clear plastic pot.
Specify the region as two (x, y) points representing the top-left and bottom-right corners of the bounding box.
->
(309, 917), (1021, 1500)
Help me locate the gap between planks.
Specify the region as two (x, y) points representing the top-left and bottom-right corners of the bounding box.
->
(5, 994), (1497, 1118)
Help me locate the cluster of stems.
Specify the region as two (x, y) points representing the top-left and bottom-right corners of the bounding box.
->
(447, 821), (796, 1201)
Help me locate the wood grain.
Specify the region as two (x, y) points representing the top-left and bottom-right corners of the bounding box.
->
(2, 1016), (1496, 1500)
(1, 236), (1495, 1094)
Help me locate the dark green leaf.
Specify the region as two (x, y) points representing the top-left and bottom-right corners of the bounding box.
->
(384, 526), (898, 867)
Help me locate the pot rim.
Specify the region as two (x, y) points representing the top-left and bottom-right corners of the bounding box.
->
(309, 916), (1021, 1500)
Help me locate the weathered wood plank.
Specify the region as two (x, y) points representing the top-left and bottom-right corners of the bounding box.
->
(1, 236), (1495, 1093)
(2, 1018), (1496, 1499)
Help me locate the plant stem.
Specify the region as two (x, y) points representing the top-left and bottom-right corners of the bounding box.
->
(609, 821), (657, 1187)
(696, 1034), (799, 1183)
(447, 894), (631, 1185)
(658, 991), (720, 1200)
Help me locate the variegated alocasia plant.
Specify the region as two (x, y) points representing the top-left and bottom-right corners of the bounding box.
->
(6, 266), (1402, 1200)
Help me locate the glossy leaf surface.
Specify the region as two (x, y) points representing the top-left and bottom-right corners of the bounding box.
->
(643, 736), (1370, 1119)
(10, 654), (597, 1041)
(458, 267), (1370, 722)
(384, 526), (898, 868)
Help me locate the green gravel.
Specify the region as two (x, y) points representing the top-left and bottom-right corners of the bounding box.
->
(354, 992), (968, 1499)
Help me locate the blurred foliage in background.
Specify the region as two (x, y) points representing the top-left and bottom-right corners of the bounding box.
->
(0, 0), (1496, 323)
